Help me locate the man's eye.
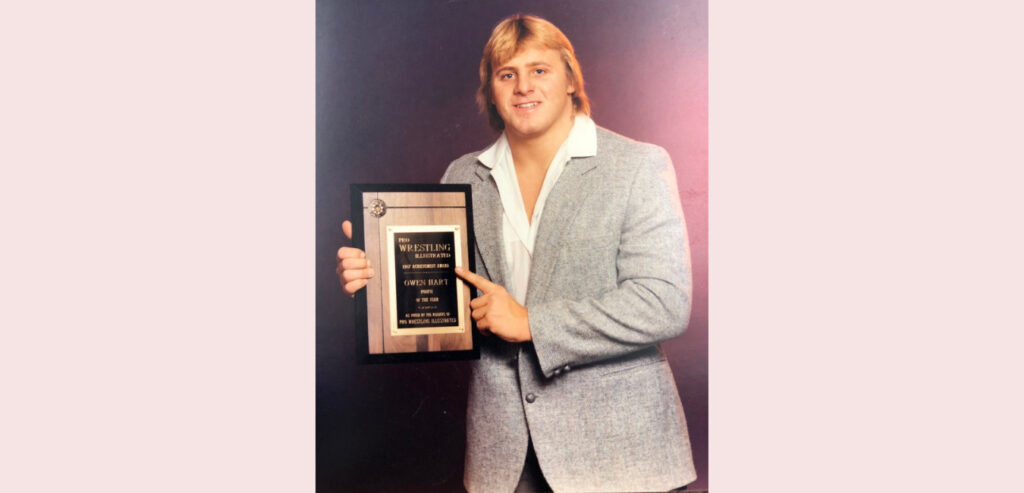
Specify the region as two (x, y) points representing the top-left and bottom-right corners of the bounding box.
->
(500, 73), (514, 80)
(534, 69), (546, 75)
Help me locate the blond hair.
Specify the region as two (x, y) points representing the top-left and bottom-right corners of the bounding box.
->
(477, 14), (591, 131)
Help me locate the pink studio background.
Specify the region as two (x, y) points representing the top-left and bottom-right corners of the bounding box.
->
(317, 0), (707, 491)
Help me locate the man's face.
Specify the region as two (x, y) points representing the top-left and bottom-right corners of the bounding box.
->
(491, 44), (576, 141)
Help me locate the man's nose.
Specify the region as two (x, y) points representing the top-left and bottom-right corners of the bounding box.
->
(514, 76), (533, 94)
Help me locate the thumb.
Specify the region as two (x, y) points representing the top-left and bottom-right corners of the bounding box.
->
(342, 220), (353, 240)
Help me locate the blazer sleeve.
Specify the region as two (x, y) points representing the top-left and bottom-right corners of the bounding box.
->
(527, 146), (692, 378)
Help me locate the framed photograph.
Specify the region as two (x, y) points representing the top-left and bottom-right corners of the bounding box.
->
(350, 184), (479, 364)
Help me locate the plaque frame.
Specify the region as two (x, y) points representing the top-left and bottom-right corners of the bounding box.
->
(350, 184), (479, 364)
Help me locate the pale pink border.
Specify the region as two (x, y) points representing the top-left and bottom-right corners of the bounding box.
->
(2, 2), (314, 491)
(5, 1), (1024, 491)
(710, 1), (1024, 491)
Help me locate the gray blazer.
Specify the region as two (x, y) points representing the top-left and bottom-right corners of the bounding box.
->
(442, 126), (696, 492)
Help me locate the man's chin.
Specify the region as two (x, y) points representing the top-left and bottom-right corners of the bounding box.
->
(506, 124), (543, 140)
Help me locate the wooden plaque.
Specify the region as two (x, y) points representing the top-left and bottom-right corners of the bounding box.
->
(350, 184), (479, 364)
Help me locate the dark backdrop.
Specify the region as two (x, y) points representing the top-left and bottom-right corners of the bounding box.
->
(316, 1), (708, 491)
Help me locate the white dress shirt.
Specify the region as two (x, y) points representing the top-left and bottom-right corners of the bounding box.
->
(475, 114), (598, 304)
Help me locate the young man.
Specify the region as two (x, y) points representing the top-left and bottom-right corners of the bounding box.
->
(338, 14), (696, 492)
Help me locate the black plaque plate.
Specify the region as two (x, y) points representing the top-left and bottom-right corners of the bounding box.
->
(387, 227), (463, 335)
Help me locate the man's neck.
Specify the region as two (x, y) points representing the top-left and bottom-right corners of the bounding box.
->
(507, 113), (576, 173)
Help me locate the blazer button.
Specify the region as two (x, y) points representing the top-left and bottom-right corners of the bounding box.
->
(525, 393), (537, 403)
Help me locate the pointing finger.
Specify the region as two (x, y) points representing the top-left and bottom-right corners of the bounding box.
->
(455, 267), (497, 294)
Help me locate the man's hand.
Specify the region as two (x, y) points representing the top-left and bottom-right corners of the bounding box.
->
(455, 267), (531, 343)
(337, 220), (374, 297)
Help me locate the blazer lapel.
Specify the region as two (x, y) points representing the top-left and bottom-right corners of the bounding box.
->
(471, 163), (506, 288)
(526, 156), (600, 305)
